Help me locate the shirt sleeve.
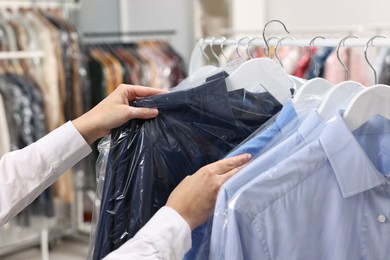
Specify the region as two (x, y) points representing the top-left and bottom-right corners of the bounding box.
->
(0, 121), (92, 226)
(103, 206), (192, 260)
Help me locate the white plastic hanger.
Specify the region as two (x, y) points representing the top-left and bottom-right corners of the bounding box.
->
(225, 57), (292, 104)
(317, 81), (365, 119)
(343, 84), (390, 131)
(343, 35), (390, 131)
(291, 78), (333, 106)
(225, 20), (293, 105)
(316, 35), (368, 118)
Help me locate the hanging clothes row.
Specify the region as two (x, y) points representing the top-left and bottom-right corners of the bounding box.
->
(183, 31), (390, 259)
(216, 44), (375, 86)
(87, 32), (301, 259)
(191, 35), (390, 87)
(0, 5), (88, 243)
(89, 22), (390, 259)
(84, 40), (187, 108)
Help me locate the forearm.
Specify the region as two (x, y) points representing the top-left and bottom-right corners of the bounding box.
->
(0, 121), (92, 226)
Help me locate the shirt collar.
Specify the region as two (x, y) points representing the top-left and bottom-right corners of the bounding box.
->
(319, 113), (386, 198)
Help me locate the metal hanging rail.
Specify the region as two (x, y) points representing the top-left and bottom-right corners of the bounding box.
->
(82, 30), (177, 43)
(197, 37), (390, 48)
(83, 30), (176, 38)
(189, 36), (390, 74)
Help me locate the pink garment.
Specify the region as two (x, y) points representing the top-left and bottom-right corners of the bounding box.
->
(282, 47), (302, 75)
(323, 47), (373, 86)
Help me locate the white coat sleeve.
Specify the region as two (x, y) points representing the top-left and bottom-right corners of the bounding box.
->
(0, 121), (92, 226)
(103, 206), (192, 260)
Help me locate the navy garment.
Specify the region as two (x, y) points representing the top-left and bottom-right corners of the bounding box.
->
(306, 47), (334, 79)
(92, 72), (282, 259)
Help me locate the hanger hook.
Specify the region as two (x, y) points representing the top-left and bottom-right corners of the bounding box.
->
(336, 35), (359, 81)
(199, 38), (210, 64)
(219, 36), (229, 63)
(209, 37), (221, 66)
(364, 35), (387, 84)
(263, 36), (281, 58)
(309, 35), (326, 77)
(275, 36), (296, 68)
(246, 37), (262, 59)
(262, 19), (290, 58)
(236, 36), (251, 59)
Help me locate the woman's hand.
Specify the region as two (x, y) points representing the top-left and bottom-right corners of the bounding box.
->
(72, 84), (166, 144)
(166, 153), (251, 230)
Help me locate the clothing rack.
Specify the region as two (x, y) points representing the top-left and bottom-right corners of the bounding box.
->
(0, 3), (84, 258)
(0, 49), (69, 260)
(189, 36), (390, 75)
(82, 30), (177, 43)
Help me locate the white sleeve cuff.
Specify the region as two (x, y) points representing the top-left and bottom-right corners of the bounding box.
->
(137, 206), (192, 260)
(104, 206), (192, 260)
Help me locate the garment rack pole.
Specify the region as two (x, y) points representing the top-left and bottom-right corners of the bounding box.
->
(82, 30), (177, 44)
(83, 30), (176, 38)
(198, 37), (390, 48)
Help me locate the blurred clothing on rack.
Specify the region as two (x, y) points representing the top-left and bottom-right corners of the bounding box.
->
(0, 7), (88, 229)
(219, 44), (376, 86)
(0, 94), (10, 157)
(85, 41), (187, 108)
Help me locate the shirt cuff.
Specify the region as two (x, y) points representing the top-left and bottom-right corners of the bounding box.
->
(133, 206), (192, 260)
(109, 206), (191, 260)
(36, 121), (92, 178)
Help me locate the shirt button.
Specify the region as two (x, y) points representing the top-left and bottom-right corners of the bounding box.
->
(378, 214), (386, 223)
(221, 135), (228, 141)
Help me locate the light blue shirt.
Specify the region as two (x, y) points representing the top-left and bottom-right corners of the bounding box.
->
(227, 99), (298, 158)
(222, 113), (390, 260)
(209, 110), (323, 260)
(185, 99), (299, 260)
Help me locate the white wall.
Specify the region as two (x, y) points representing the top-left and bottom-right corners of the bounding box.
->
(77, 0), (121, 34)
(230, 0), (267, 33)
(229, 0), (390, 36)
(266, 0), (387, 29)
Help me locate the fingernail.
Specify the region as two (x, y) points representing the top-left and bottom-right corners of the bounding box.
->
(245, 153), (252, 161)
(150, 109), (159, 116)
